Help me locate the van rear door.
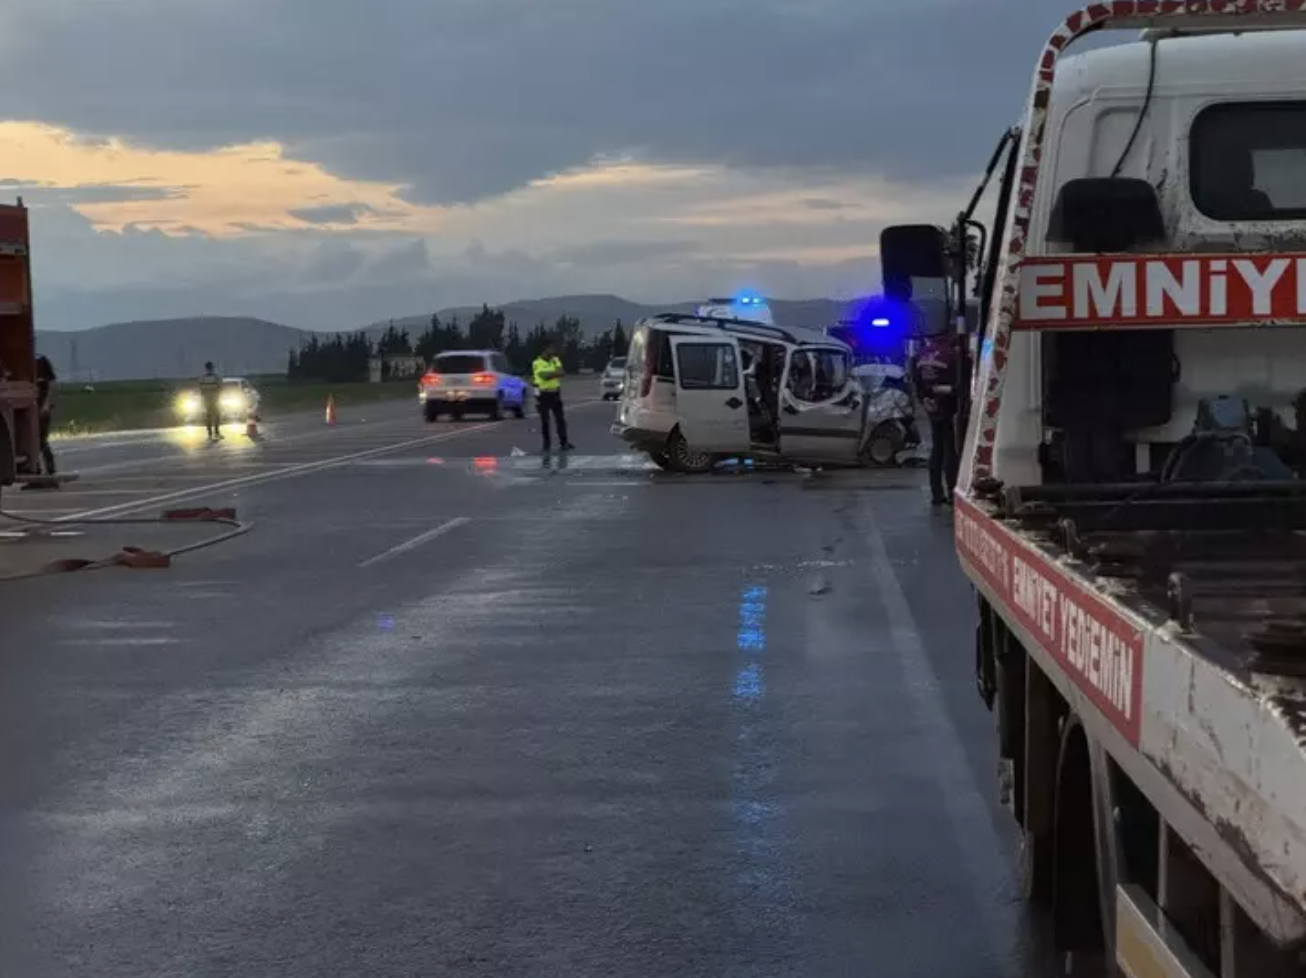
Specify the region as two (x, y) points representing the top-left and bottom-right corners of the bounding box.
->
(670, 336), (750, 452)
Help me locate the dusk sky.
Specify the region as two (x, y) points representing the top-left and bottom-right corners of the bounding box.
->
(1, 0), (1064, 330)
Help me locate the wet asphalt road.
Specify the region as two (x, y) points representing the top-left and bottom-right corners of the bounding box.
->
(0, 396), (1055, 977)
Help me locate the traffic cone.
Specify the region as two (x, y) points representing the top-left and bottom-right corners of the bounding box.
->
(245, 409), (260, 439)
(325, 395), (337, 425)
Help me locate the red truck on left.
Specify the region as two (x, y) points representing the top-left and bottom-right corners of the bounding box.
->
(0, 200), (42, 499)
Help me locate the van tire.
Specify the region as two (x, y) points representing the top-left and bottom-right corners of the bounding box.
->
(648, 451), (673, 470)
(864, 421), (905, 467)
(667, 431), (715, 474)
(423, 401), (439, 423)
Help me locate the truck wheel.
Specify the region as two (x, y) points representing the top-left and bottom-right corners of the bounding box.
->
(1052, 720), (1109, 974)
(667, 432), (715, 474)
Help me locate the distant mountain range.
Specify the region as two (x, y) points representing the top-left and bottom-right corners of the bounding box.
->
(37, 294), (851, 382)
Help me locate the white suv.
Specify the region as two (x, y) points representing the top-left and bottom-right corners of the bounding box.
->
(419, 350), (530, 422)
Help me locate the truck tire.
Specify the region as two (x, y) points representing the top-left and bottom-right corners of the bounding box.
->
(1052, 718), (1110, 975)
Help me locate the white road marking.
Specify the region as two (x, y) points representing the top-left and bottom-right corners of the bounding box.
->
(358, 516), (472, 568)
(44, 398), (608, 522)
(63, 620), (176, 629)
(858, 494), (1022, 978)
(61, 637), (183, 646)
(52, 424), (500, 522)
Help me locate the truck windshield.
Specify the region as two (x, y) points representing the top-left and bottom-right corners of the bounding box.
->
(1190, 101), (1306, 221)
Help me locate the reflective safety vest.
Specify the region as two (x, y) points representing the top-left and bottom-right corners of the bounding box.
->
(532, 356), (563, 392)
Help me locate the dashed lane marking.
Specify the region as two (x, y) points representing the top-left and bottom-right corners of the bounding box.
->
(358, 516), (473, 568)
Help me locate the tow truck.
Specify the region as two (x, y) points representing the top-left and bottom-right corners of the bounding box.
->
(877, 5), (1306, 976)
(0, 200), (43, 501)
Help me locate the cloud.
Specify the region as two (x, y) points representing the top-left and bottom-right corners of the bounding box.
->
(0, 0), (1074, 328)
(548, 240), (702, 266)
(288, 203), (377, 226)
(0, 121), (424, 235)
(0, 0), (1061, 204)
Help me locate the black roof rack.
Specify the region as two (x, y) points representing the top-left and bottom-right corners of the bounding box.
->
(647, 312), (797, 343)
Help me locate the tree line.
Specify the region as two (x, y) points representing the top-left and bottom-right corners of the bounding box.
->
(287, 304), (630, 383)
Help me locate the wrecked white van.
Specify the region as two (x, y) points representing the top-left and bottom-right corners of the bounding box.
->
(611, 312), (909, 472)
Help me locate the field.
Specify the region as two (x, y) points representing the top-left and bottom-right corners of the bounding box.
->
(51, 376), (419, 436)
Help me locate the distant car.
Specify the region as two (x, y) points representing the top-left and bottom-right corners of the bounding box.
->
(419, 350), (529, 422)
(175, 377), (261, 424)
(600, 356), (627, 400)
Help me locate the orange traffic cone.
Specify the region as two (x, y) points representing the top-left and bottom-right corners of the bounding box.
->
(245, 409), (260, 439)
(325, 395), (337, 425)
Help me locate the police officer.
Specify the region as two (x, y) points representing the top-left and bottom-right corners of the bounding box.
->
(531, 343), (574, 453)
(911, 333), (960, 506)
(199, 361), (223, 440)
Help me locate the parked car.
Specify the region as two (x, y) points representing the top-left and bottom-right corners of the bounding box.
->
(600, 357), (627, 400)
(175, 377), (261, 424)
(419, 350), (529, 421)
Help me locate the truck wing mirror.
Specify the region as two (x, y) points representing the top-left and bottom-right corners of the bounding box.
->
(879, 225), (949, 300)
(1047, 177), (1165, 253)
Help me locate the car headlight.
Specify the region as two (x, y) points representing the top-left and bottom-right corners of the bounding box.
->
(176, 393), (201, 414)
(220, 392), (246, 411)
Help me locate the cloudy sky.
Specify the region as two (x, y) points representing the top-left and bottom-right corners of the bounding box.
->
(0, 0), (1063, 330)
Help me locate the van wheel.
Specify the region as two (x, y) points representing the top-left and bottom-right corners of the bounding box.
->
(864, 421), (904, 467)
(489, 396), (503, 421)
(423, 402), (439, 423)
(667, 432), (715, 474)
(648, 451), (673, 471)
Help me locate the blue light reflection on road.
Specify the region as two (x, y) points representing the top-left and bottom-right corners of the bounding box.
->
(728, 581), (799, 949)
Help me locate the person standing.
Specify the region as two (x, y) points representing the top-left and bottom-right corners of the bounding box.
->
(531, 343), (574, 452)
(199, 361), (223, 440)
(34, 354), (56, 476)
(910, 333), (960, 506)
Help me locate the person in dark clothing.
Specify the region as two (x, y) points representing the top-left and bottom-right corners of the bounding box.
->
(199, 361), (223, 440)
(35, 354), (56, 476)
(911, 334), (960, 505)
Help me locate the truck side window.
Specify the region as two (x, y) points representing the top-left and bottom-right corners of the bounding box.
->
(1190, 101), (1306, 220)
(676, 343), (738, 390)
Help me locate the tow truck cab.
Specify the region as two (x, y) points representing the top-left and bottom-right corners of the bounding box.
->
(987, 29), (1306, 491)
(881, 12), (1306, 978)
